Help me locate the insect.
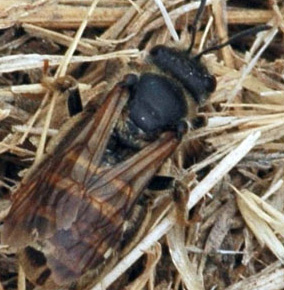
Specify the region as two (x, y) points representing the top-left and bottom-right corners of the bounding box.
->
(1, 0), (270, 289)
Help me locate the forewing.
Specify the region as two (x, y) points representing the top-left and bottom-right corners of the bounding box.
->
(40, 132), (179, 286)
(2, 84), (128, 247)
(2, 81), (179, 287)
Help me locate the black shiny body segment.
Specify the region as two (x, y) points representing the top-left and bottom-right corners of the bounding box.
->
(128, 73), (188, 133)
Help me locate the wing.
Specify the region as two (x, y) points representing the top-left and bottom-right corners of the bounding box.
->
(38, 132), (178, 286)
(3, 83), (128, 247)
(2, 81), (179, 287)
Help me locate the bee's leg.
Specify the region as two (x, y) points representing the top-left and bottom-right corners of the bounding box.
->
(67, 83), (83, 116)
(148, 176), (191, 227)
(191, 114), (207, 130)
(150, 176), (190, 218)
(147, 175), (175, 191)
(52, 75), (83, 116)
(148, 177), (187, 211)
(171, 180), (191, 225)
(176, 115), (207, 135)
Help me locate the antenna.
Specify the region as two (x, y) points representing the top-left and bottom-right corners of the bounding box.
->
(187, 0), (207, 53)
(194, 24), (272, 59)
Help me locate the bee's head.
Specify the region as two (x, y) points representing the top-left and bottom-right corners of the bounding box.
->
(149, 0), (270, 105)
(150, 45), (216, 105)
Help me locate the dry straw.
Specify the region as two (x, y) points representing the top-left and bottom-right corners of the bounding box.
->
(0, 0), (283, 290)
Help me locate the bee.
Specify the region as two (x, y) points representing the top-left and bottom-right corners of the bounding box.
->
(1, 0), (270, 289)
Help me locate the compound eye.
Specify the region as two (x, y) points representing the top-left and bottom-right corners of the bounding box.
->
(205, 74), (217, 93)
(149, 45), (164, 57)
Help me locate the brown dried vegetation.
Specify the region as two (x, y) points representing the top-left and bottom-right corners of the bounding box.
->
(0, 0), (284, 289)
